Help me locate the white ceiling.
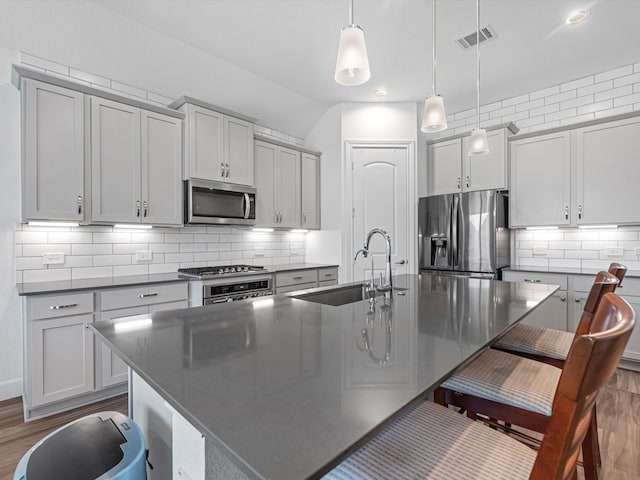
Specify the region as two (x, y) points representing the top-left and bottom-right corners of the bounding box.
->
(92, 0), (640, 120)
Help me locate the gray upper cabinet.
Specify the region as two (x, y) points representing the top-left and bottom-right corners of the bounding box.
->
(575, 116), (640, 226)
(427, 138), (462, 195)
(181, 101), (254, 186)
(254, 140), (301, 228)
(91, 97), (141, 224)
(91, 97), (182, 226)
(301, 153), (320, 229)
(22, 79), (86, 222)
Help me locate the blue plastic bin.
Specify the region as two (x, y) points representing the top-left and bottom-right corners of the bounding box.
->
(14, 411), (146, 480)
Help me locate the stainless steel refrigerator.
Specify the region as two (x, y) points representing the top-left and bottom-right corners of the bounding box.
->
(418, 190), (510, 279)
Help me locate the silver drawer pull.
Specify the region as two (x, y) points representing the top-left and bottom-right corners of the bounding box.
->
(293, 276), (303, 280)
(524, 279), (541, 283)
(138, 293), (159, 298)
(324, 273), (332, 277)
(50, 303), (78, 310)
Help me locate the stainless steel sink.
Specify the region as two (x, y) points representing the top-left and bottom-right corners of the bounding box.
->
(292, 284), (406, 307)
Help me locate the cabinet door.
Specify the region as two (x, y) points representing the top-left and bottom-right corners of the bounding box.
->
(224, 116), (254, 186)
(301, 153), (320, 229)
(576, 117), (640, 225)
(141, 111), (183, 225)
(510, 131), (571, 227)
(97, 306), (148, 388)
(620, 295), (640, 361)
(30, 314), (94, 407)
(427, 138), (462, 196)
(91, 97), (141, 223)
(462, 129), (507, 192)
(186, 105), (224, 181)
(277, 147), (301, 228)
(568, 291), (589, 332)
(254, 140), (278, 226)
(23, 79), (85, 222)
(526, 290), (569, 331)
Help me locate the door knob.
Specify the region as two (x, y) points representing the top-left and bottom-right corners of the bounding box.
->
(395, 259), (407, 265)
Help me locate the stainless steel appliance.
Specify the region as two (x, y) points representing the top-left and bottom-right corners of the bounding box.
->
(178, 265), (273, 306)
(185, 179), (256, 225)
(418, 190), (509, 279)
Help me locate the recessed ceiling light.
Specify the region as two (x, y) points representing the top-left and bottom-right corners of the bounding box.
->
(566, 10), (589, 25)
(373, 88), (387, 97)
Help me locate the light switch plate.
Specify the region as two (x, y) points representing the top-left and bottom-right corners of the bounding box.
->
(533, 247), (547, 256)
(290, 247), (298, 255)
(255, 247), (265, 257)
(43, 253), (64, 265)
(606, 247), (623, 257)
(135, 250), (153, 262)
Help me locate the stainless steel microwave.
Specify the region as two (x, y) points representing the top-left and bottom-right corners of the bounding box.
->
(185, 179), (256, 225)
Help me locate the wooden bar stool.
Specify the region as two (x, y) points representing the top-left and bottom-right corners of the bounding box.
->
(324, 293), (635, 480)
(434, 271), (619, 480)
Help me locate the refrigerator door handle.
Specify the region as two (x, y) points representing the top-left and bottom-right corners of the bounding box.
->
(451, 194), (458, 268)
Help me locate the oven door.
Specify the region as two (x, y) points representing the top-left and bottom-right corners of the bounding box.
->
(186, 179), (256, 225)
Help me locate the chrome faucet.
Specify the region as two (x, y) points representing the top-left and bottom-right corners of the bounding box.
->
(353, 228), (393, 293)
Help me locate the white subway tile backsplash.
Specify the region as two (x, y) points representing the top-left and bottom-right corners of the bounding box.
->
(48, 232), (93, 244)
(21, 53), (69, 75)
(594, 85), (633, 102)
(131, 232), (165, 243)
(149, 243), (180, 253)
(71, 266), (113, 280)
(22, 244), (71, 256)
(577, 80), (613, 97)
(546, 90), (576, 105)
(594, 105), (633, 119)
(502, 93), (529, 108)
(516, 98), (544, 113)
(16, 257), (44, 270)
(111, 81), (147, 99)
(613, 72), (640, 88)
(560, 113), (594, 126)
(179, 243), (207, 253)
(594, 65), (633, 83)
(545, 108), (577, 122)
(194, 252), (220, 262)
(560, 76), (593, 92)
(560, 94), (593, 110)
(69, 68), (111, 87)
(149, 263), (179, 274)
(93, 255), (131, 266)
(93, 232), (132, 244)
(220, 251), (243, 261)
(71, 243), (112, 255)
(576, 100), (614, 115)
(613, 92), (640, 108)
(165, 234), (194, 243)
(530, 85), (559, 100)
(16, 231), (48, 244)
(165, 253), (194, 263)
(24, 269), (71, 283)
(114, 265), (149, 276)
(530, 103), (559, 117)
(548, 259), (581, 269)
(113, 244), (148, 255)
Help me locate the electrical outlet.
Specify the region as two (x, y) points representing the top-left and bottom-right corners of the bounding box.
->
(42, 253), (64, 265)
(606, 247), (623, 257)
(255, 247), (265, 257)
(290, 247), (298, 256)
(533, 247), (547, 256)
(135, 250), (153, 262)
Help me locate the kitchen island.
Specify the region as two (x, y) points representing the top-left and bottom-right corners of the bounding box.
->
(91, 273), (557, 480)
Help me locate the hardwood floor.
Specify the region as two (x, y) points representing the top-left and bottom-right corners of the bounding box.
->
(0, 394), (127, 479)
(0, 370), (638, 479)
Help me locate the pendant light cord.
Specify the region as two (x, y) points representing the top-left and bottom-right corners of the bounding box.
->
(349, 0), (353, 25)
(432, 0), (436, 95)
(476, 0), (481, 128)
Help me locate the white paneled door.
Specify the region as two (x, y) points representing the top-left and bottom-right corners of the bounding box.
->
(351, 145), (411, 282)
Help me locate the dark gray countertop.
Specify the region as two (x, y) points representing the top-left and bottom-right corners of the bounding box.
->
(16, 263), (339, 296)
(91, 274), (556, 480)
(504, 266), (640, 278)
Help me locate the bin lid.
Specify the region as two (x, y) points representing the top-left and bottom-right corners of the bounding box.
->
(26, 416), (126, 480)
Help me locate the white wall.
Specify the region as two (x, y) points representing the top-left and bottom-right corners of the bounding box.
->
(0, 46), (22, 399)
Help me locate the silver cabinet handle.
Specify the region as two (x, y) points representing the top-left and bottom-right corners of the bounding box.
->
(274, 212), (279, 223)
(225, 163), (230, 177)
(143, 200), (148, 218)
(466, 176), (470, 188)
(564, 205), (569, 220)
(578, 204), (583, 220)
(524, 279), (541, 283)
(324, 273), (333, 277)
(575, 298), (581, 303)
(457, 177), (461, 189)
(138, 293), (158, 298)
(136, 200), (141, 217)
(293, 276), (303, 280)
(395, 259), (407, 265)
(220, 162), (225, 177)
(302, 213), (307, 224)
(50, 303), (78, 310)
(560, 297), (566, 302)
(77, 195), (83, 215)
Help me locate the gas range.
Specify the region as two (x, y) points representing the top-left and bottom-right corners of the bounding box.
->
(178, 265), (266, 279)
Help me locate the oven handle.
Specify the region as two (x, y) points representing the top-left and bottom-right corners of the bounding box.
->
(243, 193), (250, 219)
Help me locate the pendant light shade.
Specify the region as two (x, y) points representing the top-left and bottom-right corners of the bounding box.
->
(421, 0), (447, 133)
(335, 0), (370, 86)
(467, 0), (489, 156)
(335, 24), (371, 86)
(421, 95), (447, 132)
(468, 127), (490, 155)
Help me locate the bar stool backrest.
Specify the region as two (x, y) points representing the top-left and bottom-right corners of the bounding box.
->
(574, 271), (619, 336)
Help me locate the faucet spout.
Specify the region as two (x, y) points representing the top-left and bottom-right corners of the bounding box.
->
(353, 248), (369, 263)
(362, 228), (393, 293)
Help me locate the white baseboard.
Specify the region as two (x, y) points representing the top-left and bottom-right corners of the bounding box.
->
(0, 377), (22, 401)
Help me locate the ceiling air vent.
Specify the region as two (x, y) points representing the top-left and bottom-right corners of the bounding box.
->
(455, 24), (497, 50)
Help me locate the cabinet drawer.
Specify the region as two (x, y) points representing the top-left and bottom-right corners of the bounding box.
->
(277, 282), (317, 294)
(30, 292), (94, 320)
(149, 300), (189, 313)
(318, 268), (338, 282)
(618, 277), (640, 297)
(276, 270), (318, 287)
(319, 280), (338, 288)
(100, 283), (188, 311)
(502, 271), (568, 290)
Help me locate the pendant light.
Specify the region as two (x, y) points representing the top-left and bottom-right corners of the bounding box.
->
(335, 0), (371, 86)
(468, 0), (490, 155)
(421, 0), (447, 133)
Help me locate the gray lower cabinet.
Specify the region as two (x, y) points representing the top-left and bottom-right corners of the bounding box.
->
(91, 97), (182, 226)
(275, 267), (338, 294)
(22, 79), (86, 222)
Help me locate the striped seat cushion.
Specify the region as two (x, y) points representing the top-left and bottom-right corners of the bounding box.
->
(441, 349), (561, 415)
(493, 323), (574, 360)
(324, 400), (536, 480)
